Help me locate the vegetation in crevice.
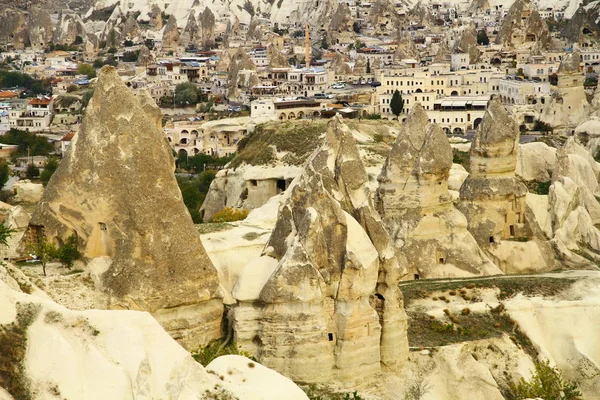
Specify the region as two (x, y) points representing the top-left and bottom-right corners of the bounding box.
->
(0, 302), (41, 400)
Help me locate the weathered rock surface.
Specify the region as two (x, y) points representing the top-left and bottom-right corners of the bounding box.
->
(12, 180), (43, 204)
(454, 28), (480, 64)
(27, 8), (54, 50)
(540, 51), (589, 133)
(0, 270), (308, 400)
(162, 15), (180, 51)
(376, 104), (500, 278)
(232, 116), (408, 389)
(26, 67), (223, 350)
(495, 0), (551, 49)
(458, 99), (553, 273)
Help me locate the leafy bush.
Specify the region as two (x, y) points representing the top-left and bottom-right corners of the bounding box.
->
(210, 207), (249, 223)
(511, 360), (582, 400)
(2, 128), (54, 157)
(452, 149), (471, 172)
(40, 158), (59, 186)
(533, 120), (553, 133)
(25, 164), (39, 179)
(56, 234), (81, 269)
(192, 339), (253, 366)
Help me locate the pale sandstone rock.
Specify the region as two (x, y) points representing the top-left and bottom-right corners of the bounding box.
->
(0, 278), (307, 400)
(25, 67), (223, 350)
(495, 0), (551, 49)
(540, 52), (589, 133)
(233, 116), (408, 390)
(12, 180), (43, 204)
(206, 355), (309, 400)
(448, 163), (469, 192)
(0, 205), (30, 260)
(516, 142), (557, 182)
(458, 99), (553, 273)
(162, 15), (180, 51)
(376, 104), (500, 278)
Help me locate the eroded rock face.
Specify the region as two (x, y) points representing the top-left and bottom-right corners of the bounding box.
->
(232, 116), (408, 389)
(454, 29), (480, 64)
(53, 13), (86, 46)
(540, 51), (589, 133)
(376, 104), (500, 278)
(26, 67), (223, 350)
(27, 8), (54, 50)
(162, 15), (180, 51)
(0, 9), (29, 49)
(199, 7), (216, 49)
(495, 0), (551, 49)
(0, 273), (308, 400)
(267, 44), (289, 68)
(458, 99), (553, 273)
(136, 45), (153, 66)
(228, 49), (258, 99)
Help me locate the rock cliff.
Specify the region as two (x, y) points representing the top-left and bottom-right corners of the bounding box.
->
(495, 0), (551, 49)
(25, 67), (223, 350)
(376, 104), (500, 278)
(232, 116), (408, 390)
(458, 99), (554, 273)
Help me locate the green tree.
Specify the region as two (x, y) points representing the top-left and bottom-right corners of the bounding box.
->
(40, 158), (59, 186)
(0, 220), (15, 248)
(321, 37), (329, 50)
(2, 128), (54, 157)
(390, 90), (404, 116)
(174, 82), (199, 106)
(144, 38), (155, 50)
(73, 35), (84, 45)
(27, 235), (58, 276)
(0, 160), (9, 190)
(121, 50), (139, 63)
(366, 58), (371, 74)
(353, 21), (361, 33)
(26, 164), (40, 179)
(82, 89), (95, 108)
(77, 63), (96, 79)
(55, 234), (81, 269)
(512, 360), (582, 400)
(476, 30), (490, 45)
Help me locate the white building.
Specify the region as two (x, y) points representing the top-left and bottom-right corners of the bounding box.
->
(8, 96), (54, 132)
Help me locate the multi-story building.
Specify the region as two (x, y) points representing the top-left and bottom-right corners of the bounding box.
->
(250, 98), (322, 120)
(164, 118), (247, 158)
(498, 77), (550, 105)
(8, 96), (54, 132)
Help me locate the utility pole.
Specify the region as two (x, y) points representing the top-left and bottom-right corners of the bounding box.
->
(305, 24), (311, 69)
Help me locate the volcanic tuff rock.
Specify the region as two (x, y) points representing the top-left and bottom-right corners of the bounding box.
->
(267, 44), (289, 68)
(540, 51), (589, 132)
(454, 28), (480, 64)
(458, 99), (554, 273)
(376, 104), (500, 278)
(494, 0), (551, 49)
(162, 14), (181, 50)
(199, 7), (216, 49)
(232, 116), (408, 389)
(180, 12), (200, 49)
(561, 5), (600, 45)
(0, 270), (308, 400)
(0, 9), (29, 49)
(228, 49), (259, 98)
(27, 8), (54, 50)
(135, 45), (154, 66)
(26, 67), (223, 350)
(52, 13), (87, 45)
(394, 31), (420, 62)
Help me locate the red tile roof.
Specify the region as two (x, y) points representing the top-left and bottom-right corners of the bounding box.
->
(0, 91), (18, 99)
(29, 97), (52, 105)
